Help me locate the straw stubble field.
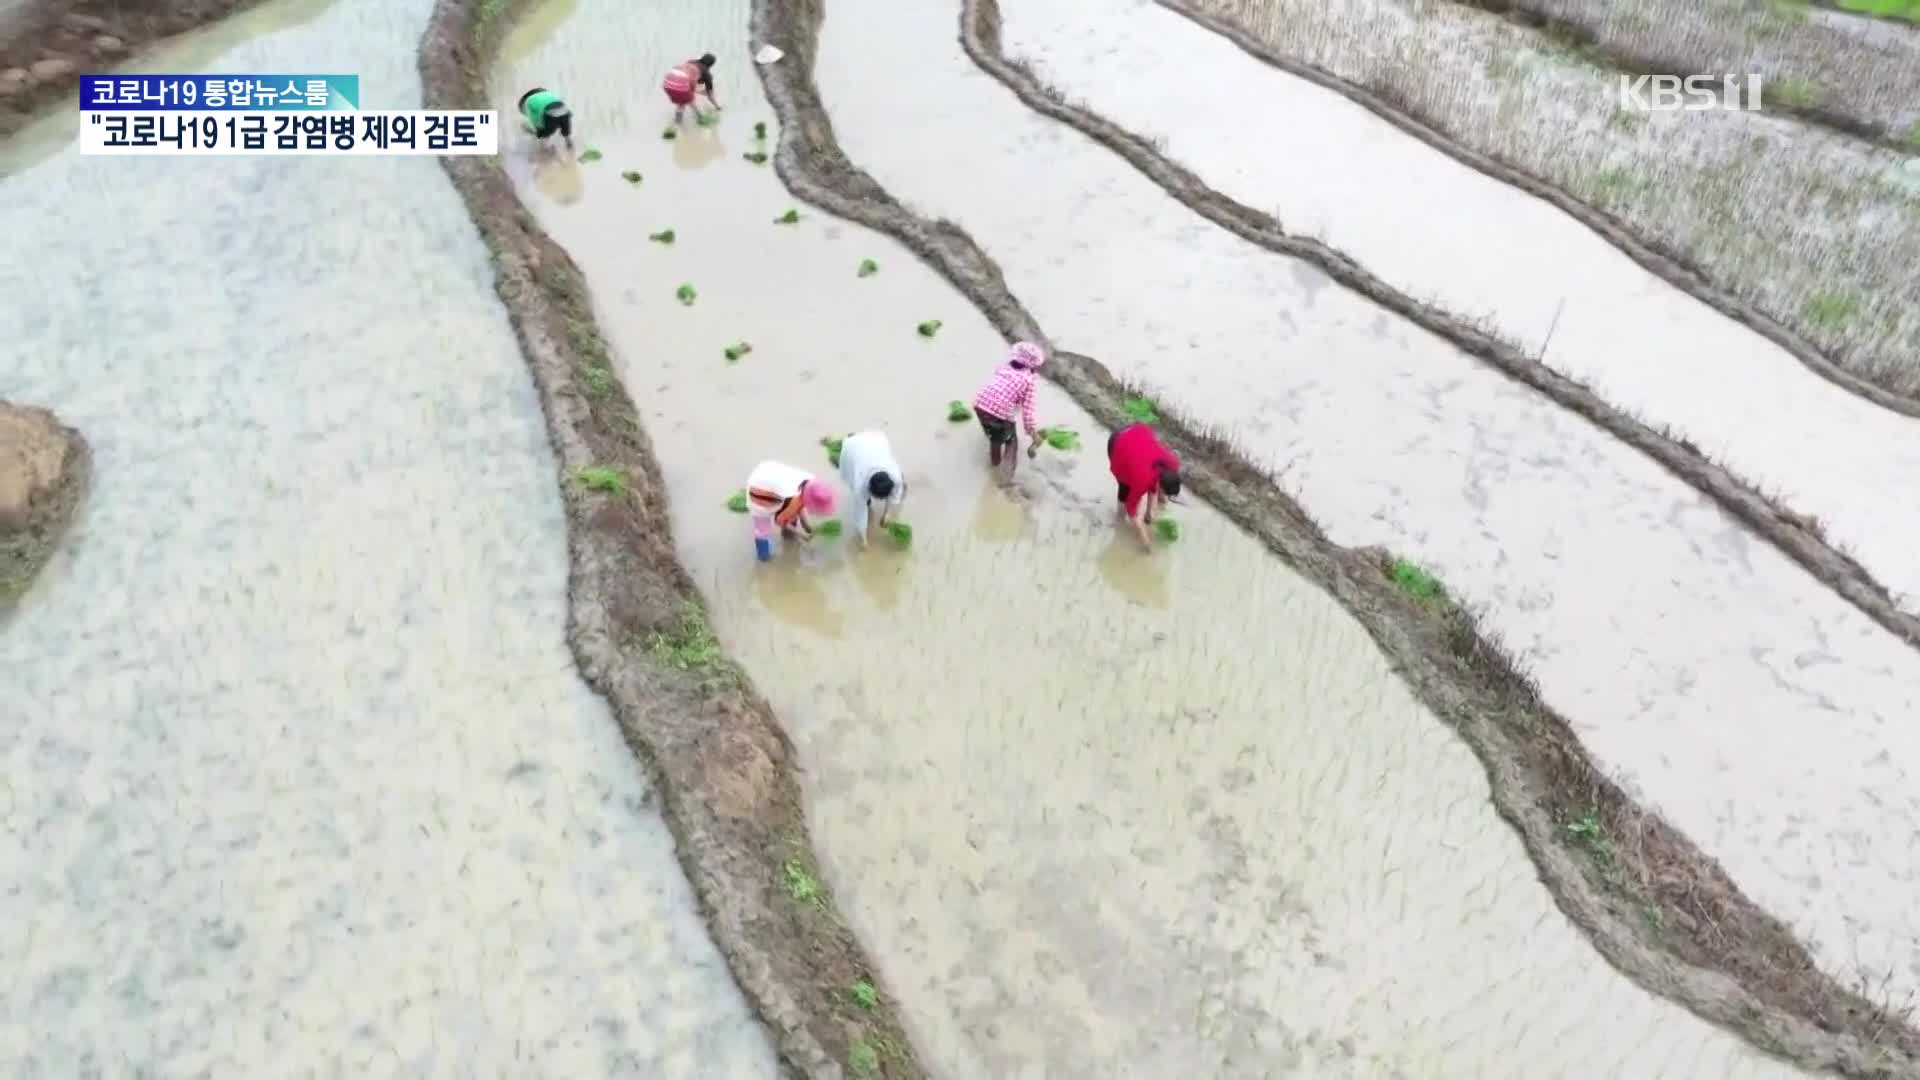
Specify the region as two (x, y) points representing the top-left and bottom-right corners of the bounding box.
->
(1179, 0), (1920, 400)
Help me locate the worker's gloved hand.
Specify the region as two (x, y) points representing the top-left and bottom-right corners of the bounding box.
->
(1026, 443), (1039, 460)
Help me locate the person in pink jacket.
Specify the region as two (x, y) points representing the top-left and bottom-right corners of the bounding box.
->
(971, 341), (1046, 479)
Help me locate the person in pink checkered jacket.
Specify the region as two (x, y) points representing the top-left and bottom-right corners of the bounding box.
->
(971, 341), (1046, 480)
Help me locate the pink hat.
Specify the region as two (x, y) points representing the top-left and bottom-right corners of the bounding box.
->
(1007, 341), (1045, 369)
(801, 478), (838, 515)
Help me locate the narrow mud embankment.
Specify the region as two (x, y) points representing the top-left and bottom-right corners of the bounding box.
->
(419, 0), (922, 1075)
(973, 0), (1920, 654)
(749, 0), (1920, 1075)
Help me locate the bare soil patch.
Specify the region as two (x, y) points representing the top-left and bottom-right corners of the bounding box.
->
(418, 1), (923, 1076)
(1170, 0), (1920, 406)
(751, 0), (1920, 1074)
(0, 401), (90, 612)
(0, 0), (271, 140)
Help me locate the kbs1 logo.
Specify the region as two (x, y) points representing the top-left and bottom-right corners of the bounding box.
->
(1617, 74), (1764, 113)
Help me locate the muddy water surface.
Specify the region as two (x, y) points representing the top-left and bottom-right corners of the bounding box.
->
(499, 1), (1808, 1075)
(1000, 0), (1920, 606)
(0, 1), (775, 1074)
(815, 0), (1920, 1009)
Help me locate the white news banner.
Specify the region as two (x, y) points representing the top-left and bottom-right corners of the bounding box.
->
(80, 110), (498, 155)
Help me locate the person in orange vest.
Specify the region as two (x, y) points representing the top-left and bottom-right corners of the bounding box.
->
(661, 53), (721, 125)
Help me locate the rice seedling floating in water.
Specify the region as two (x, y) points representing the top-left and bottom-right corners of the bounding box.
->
(946, 400), (972, 422)
(696, 110), (720, 127)
(1388, 557), (1444, 603)
(660, 127), (677, 140)
(820, 434), (844, 467)
(916, 320), (942, 338)
(1121, 396), (1159, 423)
(753, 121), (768, 140)
(726, 490), (750, 513)
(578, 147), (603, 162)
(884, 521), (913, 548)
(814, 518), (844, 538)
(857, 259), (879, 278)
(621, 170), (642, 183)
(1154, 517), (1180, 542)
(773, 208), (801, 225)
(742, 151), (768, 165)
(575, 465), (627, 496)
(676, 283), (697, 306)
(723, 341), (753, 362)
(648, 228), (676, 244)
(1037, 427), (1081, 451)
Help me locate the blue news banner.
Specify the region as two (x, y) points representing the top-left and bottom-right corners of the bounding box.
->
(78, 73), (497, 156)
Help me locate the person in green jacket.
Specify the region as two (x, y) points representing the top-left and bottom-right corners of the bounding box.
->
(517, 87), (574, 152)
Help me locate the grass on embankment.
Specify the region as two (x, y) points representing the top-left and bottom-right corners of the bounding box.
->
(750, 0), (1920, 1073)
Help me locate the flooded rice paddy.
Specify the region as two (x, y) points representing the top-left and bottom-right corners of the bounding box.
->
(499, 0), (1807, 1074)
(999, 0), (1920, 607)
(815, 0), (1920, 1006)
(0, 0), (775, 1074)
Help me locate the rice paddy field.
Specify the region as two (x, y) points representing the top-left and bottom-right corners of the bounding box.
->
(1182, 0), (1920, 399)
(5, 0), (1918, 1074)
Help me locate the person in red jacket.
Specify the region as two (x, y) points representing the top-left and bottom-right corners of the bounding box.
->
(1106, 422), (1182, 550)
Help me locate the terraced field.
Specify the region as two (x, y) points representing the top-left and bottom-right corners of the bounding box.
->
(5, 0), (1915, 1076)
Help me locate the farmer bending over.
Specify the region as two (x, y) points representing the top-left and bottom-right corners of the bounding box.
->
(1107, 422), (1182, 551)
(517, 87), (574, 151)
(972, 341), (1046, 480)
(662, 53), (721, 123)
(837, 430), (906, 547)
(746, 460), (837, 562)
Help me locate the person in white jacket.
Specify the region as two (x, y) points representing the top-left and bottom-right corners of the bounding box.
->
(836, 430), (906, 547)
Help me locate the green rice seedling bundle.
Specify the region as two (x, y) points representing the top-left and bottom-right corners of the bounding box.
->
(814, 518), (843, 538)
(1037, 427), (1081, 451)
(742, 151), (768, 164)
(723, 341), (753, 362)
(857, 259), (879, 278)
(578, 147), (603, 162)
(661, 127), (677, 140)
(820, 434), (844, 467)
(884, 521), (914, 548)
(1154, 517), (1180, 542)
(676, 283), (697, 305)
(753, 121), (768, 139)
(916, 319), (942, 337)
(1122, 396), (1158, 423)
(773, 208), (800, 225)
(726, 490), (750, 513)
(649, 228), (676, 244)
(946, 400), (972, 422)
(621, 170), (642, 183)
